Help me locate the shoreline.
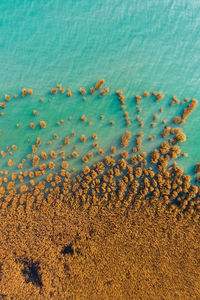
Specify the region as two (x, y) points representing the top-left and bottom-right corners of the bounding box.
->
(0, 80), (199, 298)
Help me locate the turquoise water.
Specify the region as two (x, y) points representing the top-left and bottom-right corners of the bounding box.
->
(0, 0), (199, 183)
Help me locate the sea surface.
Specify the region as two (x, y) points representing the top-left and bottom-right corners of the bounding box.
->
(0, 0), (199, 182)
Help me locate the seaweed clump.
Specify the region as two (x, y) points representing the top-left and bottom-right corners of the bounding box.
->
(116, 90), (125, 104)
(67, 89), (72, 97)
(195, 163), (200, 174)
(100, 88), (109, 96)
(95, 79), (105, 90)
(80, 88), (86, 95)
(51, 88), (58, 94)
(40, 121), (46, 129)
(121, 131), (131, 147)
(174, 99), (198, 124)
(175, 132), (186, 143)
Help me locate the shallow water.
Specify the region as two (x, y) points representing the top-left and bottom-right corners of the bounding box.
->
(0, 0), (199, 183)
